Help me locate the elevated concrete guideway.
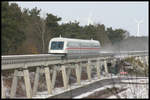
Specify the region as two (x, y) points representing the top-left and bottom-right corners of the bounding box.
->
(1, 51), (148, 98)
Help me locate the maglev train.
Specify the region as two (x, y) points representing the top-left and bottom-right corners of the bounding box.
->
(48, 36), (101, 58)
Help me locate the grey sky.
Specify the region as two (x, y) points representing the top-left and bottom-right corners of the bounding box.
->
(10, 1), (148, 36)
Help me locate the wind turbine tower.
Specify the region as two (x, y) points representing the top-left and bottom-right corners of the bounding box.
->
(87, 12), (94, 25)
(134, 19), (143, 37)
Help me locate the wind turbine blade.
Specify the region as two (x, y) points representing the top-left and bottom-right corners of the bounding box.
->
(134, 18), (143, 23)
(134, 18), (138, 23)
(139, 20), (143, 24)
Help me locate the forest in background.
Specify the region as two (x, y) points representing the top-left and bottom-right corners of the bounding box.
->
(2, 2), (138, 55)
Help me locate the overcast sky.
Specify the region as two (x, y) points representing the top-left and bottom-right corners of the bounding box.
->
(10, 1), (148, 36)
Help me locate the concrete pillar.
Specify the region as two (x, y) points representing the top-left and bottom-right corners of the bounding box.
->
(86, 60), (91, 81)
(80, 65), (82, 76)
(33, 67), (40, 95)
(79, 63), (82, 76)
(113, 59), (116, 65)
(2, 76), (6, 98)
(44, 67), (52, 94)
(75, 64), (81, 85)
(96, 58), (101, 79)
(61, 65), (68, 89)
(10, 70), (18, 98)
(23, 69), (32, 98)
(52, 68), (57, 89)
(104, 60), (108, 75)
(138, 56), (143, 63)
(135, 56), (138, 60)
(145, 56), (148, 66)
(67, 68), (71, 84)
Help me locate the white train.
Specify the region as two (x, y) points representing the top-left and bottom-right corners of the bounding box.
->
(48, 37), (101, 58)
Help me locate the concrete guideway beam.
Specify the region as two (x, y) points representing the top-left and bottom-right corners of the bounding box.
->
(1, 54), (148, 98)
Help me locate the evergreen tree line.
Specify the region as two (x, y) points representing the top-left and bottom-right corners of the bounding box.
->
(2, 2), (128, 55)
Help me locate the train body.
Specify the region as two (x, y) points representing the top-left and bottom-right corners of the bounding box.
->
(48, 37), (101, 58)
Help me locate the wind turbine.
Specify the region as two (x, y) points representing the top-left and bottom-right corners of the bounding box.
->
(87, 12), (94, 25)
(134, 19), (143, 37)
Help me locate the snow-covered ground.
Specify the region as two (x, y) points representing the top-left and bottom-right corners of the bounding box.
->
(108, 84), (148, 98)
(33, 75), (119, 98)
(32, 75), (149, 98)
(74, 77), (149, 99)
(73, 84), (124, 99)
(121, 78), (148, 83)
(108, 78), (149, 99)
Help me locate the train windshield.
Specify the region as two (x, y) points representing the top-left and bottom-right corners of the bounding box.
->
(51, 41), (64, 50)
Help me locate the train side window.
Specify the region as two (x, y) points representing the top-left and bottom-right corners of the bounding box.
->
(67, 42), (79, 48)
(81, 43), (89, 48)
(51, 41), (64, 50)
(93, 43), (99, 48)
(67, 42), (73, 47)
(67, 43), (70, 47)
